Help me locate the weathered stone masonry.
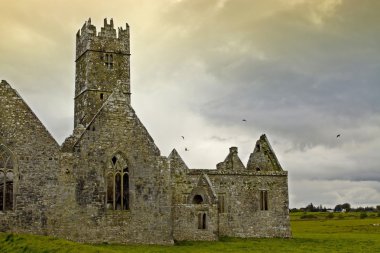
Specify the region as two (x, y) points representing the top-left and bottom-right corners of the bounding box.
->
(0, 18), (291, 244)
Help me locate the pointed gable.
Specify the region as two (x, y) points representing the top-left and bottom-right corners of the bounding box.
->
(216, 147), (246, 171)
(168, 148), (189, 174)
(0, 80), (59, 148)
(247, 134), (283, 172)
(188, 173), (217, 204)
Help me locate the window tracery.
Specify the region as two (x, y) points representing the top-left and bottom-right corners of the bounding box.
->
(0, 145), (15, 211)
(106, 153), (129, 210)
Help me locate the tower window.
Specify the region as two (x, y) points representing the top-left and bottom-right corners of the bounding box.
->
(105, 53), (114, 69)
(100, 93), (104, 100)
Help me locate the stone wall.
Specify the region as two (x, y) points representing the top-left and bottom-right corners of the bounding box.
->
(171, 169), (291, 239)
(0, 80), (60, 235)
(173, 204), (218, 241)
(170, 146), (291, 240)
(51, 89), (173, 244)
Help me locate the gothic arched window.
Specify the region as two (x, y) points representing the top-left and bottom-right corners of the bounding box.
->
(0, 145), (15, 211)
(106, 153), (129, 210)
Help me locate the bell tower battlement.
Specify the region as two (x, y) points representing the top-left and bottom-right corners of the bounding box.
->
(75, 18), (130, 59)
(74, 18), (131, 127)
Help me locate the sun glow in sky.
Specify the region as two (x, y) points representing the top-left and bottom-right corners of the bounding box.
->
(1, 0), (379, 208)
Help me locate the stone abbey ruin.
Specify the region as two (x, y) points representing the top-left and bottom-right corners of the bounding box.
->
(0, 18), (291, 244)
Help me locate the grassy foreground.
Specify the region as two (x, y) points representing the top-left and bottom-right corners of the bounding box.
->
(1, 212), (379, 253)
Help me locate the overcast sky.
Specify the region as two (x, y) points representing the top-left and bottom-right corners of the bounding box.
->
(1, 0), (379, 208)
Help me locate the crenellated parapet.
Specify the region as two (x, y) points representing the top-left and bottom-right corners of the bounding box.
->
(99, 18), (116, 38)
(75, 18), (130, 60)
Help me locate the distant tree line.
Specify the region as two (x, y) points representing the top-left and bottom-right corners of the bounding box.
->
(290, 203), (380, 213)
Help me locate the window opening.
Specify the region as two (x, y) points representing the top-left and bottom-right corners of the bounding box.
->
(106, 155), (129, 210)
(193, 194), (203, 204)
(115, 173), (122, 210)
(260, 190), (268, 211)
(256, 144), (260, 151)
(100, 93), (104, 100)
(218, 194), (225, 213)
(0, 145), (15, 211)
(105, 53), (114, 69)
(122, 168), (129, 210)
(198, 212), (207, 229)
(106, 173), (113, 209)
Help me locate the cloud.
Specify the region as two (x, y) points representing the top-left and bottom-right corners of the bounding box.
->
(0, 0), (379, 208)
(290, 179), (380, 208)
(154, 0), (380, 151)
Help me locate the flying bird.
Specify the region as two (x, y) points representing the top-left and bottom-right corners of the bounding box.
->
(185, 148), (189, 151)
(336, 134), (341, 138)
(181, 136), (185, 140)
(242, 119), (247, 122)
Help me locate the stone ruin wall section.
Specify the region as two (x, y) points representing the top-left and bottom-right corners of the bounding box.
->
(0, 80), (60, 235)
(171, 169), (291, 240)
(50, 93), (173, 245)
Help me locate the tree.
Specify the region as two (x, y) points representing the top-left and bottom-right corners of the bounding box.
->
(341, 203), (351, 212)
(334, 204), (342, 212)
(305, 203), (315, 212)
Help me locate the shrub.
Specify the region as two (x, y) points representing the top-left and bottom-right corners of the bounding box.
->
(5, 234), (14, 242)
(360, 212), (368, 219)
(326, 213), (334, 219)
(300, 213), (318, 219)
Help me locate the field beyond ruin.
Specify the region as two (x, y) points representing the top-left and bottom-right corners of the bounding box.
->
(1, 212), (379, 252)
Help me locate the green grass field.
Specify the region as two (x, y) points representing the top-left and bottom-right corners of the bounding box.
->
(1, 212), (379, 253)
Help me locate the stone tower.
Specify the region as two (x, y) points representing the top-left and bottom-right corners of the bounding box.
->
(74, 18), (130, 127)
